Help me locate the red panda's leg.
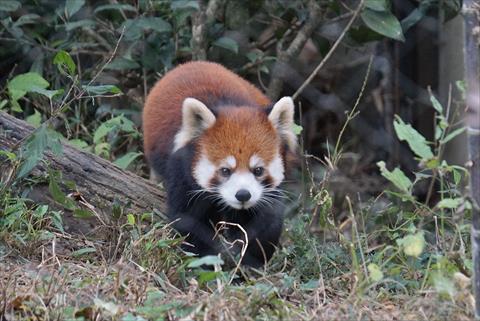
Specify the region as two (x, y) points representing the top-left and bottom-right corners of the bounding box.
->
(237, 207), (284, 267)
(172, 213), (221, 256)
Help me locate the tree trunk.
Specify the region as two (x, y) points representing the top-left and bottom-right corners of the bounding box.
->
(0, 111), (167, 235)
(462, 0), (480, 318)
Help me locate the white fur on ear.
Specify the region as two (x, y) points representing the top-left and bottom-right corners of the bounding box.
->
(268, 96), (297, 151)
(173, 98), (216, 152)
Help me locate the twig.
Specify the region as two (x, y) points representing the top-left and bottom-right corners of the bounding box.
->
(424, 85), (452, 206)
(333, 54), (374, 164)
(65, 26), (125, 106)
(214, 221), (249, 285)
(266, 0), (324, 100)
(292, 0), (364, 100)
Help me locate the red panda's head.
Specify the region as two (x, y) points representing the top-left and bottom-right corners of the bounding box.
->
(173, 97), (297, 210)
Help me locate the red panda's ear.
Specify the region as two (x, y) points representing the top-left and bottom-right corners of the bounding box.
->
(173, 98), (216, 152)
(268, 97), (298, 152)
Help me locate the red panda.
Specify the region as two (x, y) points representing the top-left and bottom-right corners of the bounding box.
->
(143, 61), (297, 267)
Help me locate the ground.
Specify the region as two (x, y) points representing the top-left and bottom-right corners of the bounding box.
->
(0, 211), (475, 320)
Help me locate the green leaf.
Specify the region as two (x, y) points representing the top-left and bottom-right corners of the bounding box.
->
(49, 174), (66, 204)
(246, 50), (262, 62)
(71, 247), (96, 257)
(396, 231), (425, 257)
(105, 57), (140, 70)
(188, 255), (224, 268)
(17, 126), (63, 178)
(197, 271), (221, 284)
(171, 0), (199, 11)
(14, 14), (40, 27)
(94, 142), (110, 157)
(429, 93), (443, 114)
(65, 0), (85, 18)
(64, 19), (95, 31)
(0, 99), (8, 110)
(24, 126), (49, 154)
(300, 279), (319, 290)
(365, 0), (389, 11)
(33, 204), (49, 217)
(26, 109), (42, 127)
(93, 115), (136, 144)
(94, 4), (137, 14)
(453, 168), (462, 185)
(361, 8), (405, 42)
(212, 37), (239, 54)
(114, 152), (142, 169)
(8, 72), (49, 102)
(377, 161), (412, 194)
(349, 25), (384, 44)
(0, 150), (16, 161)
(122, 17), (172, 40)
(456, 80), (466, 98)
(0, 1), (20, 12)
(292, 123), (303, 135)
(73, 209), (94, 218)
(68, 139), (90, 150)
(394, 115), (434, 160)
(401, 2), (430, 32)
(49, 171), (75, 210)
(437, 197), (463, 209)
(432, 272), (456, 298)
(440, 127), (466, 144)
(127, 213), (135, 225)
(54, 50), (76, 75)
(368, 263), (384, 282)
(31, 88), (64, 100)
(82, 85), (122, 95)
(425, 157), (440, 169)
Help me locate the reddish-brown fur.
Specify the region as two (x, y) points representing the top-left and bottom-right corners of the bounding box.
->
(143, 61), (271, 161)
(199, 108), (278, 169)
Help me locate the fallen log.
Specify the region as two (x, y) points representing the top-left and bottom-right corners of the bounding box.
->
(0, 111), (167, 234)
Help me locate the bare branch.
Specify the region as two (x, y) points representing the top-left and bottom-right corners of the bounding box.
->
(293, 0), (364, 100)
(266, 0), (324, 100)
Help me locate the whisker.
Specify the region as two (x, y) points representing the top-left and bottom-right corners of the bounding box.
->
(186, 189), (209, 207)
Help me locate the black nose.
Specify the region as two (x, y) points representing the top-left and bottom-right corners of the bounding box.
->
(235, 189), (251, 202)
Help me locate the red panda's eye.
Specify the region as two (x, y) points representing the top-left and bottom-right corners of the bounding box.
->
(220, 167), (231, 177)
(253, 167), (264, 177)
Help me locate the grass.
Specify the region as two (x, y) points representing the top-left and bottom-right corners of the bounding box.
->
(0, 188), (475, 320)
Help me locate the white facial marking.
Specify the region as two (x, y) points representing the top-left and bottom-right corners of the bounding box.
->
(222, 156), (236, 169)
(219, 171), (262, 210)
(249, 154), (265, 168)
(193, 154), (216, 189)
(268, 153), (285, 187)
